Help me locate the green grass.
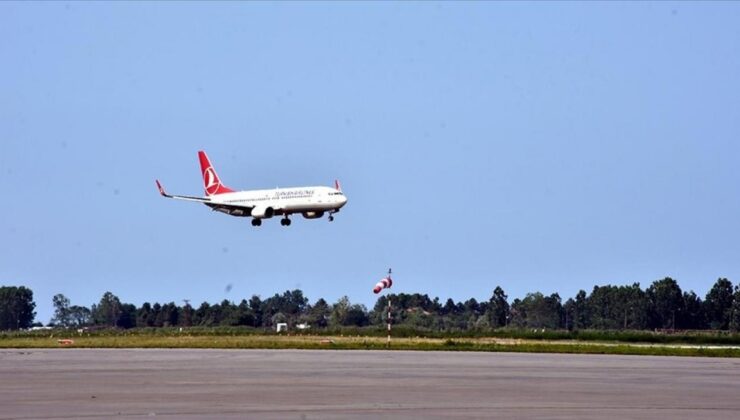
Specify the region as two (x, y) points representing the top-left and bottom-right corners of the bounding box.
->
(2, 332), (739, 358)
(7, 326), (740, 344)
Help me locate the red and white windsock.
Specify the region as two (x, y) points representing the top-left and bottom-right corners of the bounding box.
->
(373, 269), (393, 294)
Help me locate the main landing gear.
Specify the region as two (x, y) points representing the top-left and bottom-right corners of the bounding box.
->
(251, 217), (291, 227)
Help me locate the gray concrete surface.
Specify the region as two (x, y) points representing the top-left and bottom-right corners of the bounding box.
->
(1, 349), (739, 419)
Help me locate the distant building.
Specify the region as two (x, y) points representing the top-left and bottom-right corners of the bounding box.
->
(29, 326), (52, 331)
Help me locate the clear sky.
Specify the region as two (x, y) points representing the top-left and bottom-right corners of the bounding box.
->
(2, 2), (739, 323)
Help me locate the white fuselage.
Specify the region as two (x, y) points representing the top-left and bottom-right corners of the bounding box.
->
(207, 185), (347, 218)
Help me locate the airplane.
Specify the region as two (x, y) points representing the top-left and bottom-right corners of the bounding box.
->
(156, 151), (347, 227)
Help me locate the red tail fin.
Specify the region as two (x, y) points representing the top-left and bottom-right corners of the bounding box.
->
(198, 151), (234, 196)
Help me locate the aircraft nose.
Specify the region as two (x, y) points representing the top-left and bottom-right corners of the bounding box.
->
(339, 196), (347, 206)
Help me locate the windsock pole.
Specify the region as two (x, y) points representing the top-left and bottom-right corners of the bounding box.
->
(372, 268), (394, 347)
(387, 296), (392, 347)
(386, 268), (392, 347)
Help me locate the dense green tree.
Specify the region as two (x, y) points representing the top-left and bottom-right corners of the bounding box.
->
(370, 295), (391, 326)
(271, 312), (287, 326)
(233, 299), (254, 326)
(215, 299), (254, 327)
(509, 298), (526, 327)
(217, 300), (236, 326)
(441, 298), (457, 316)
(51, 294), (72, 327)
(473, 313), (491, 330)
(0, 286), (36, 330)
(329, 296), (351, 327)
(194, 302), (211, 326)
(306, 298), (331, 328)
(260, 290), (308, 326)
(572, 290), (589, 329)
(704, 278), (733, 330)
(344, 304), (370, 327)
(92, 292), (122, 327)
(151, 303), (163, 327)
(372, 293), (437, 326)
(530, 293), (563, 329)
(329, 296), (371, 327)
(563, 298), (577, 331)
(159, 302), (179, 327)
(463, 298), (482, 317)
(431, 297), (442, 314)
(730, 286), (740, 332)
(589, 283), (648, 330)
(647, 278), (683, 329)
(249, 295), (263, 327)
(409, 294), (436, 313)
(136, 303), (155, 327)
(204, 301), (225, 326)
(487, 286), (510, 328)
(587, 286), (614, 329)
(587, 285), (638, 329)
(180, 302), (193, 327)
(23, 280), (737, 333)
(681, 291), (706, 330)
(625, 284), (650, 329)
(510, 293), (562, 329)
(118, 303), (137, 329)
(378, 293), (437, 329)
(68, 305), (91, 327)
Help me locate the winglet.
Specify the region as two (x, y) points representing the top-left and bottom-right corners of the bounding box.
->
(334, 179), (342, 192)
(155, 180), (169, 197)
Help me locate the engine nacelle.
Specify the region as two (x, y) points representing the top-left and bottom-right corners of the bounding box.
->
(302, 211), (324, 219)
(251, 205), (274, 219)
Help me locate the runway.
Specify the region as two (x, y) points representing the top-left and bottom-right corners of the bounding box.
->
(1, 349), (739, 419)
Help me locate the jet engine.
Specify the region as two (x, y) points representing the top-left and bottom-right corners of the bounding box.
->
(302, 211), (324, 219)
(251, 205), (274, 219)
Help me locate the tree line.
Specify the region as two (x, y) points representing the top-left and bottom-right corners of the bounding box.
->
(2, 277), (740, 332)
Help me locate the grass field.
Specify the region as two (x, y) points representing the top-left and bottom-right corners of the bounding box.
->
(2, 332), (740, 357)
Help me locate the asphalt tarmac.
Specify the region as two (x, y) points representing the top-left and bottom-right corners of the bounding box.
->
(1, 349), (739, 419)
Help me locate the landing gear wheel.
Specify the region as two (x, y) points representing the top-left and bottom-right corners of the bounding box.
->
(328, 215), (335, 222)
(251, 219), (262, 227)
(281, 218), (291, 226)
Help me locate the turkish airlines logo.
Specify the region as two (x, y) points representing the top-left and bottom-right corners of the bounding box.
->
(204, 167), (220, 195)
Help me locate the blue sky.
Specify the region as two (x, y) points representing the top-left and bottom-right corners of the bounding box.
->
(2, 2), (739, 323)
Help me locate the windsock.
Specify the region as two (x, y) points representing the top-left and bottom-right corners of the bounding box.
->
(373, 276), (393, 294)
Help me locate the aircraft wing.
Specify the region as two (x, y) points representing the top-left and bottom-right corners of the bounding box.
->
(156, 180), (282, 217)
(156, 180), (211, 203)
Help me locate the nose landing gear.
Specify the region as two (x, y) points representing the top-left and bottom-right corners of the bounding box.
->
(328, 210), (339, 222)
